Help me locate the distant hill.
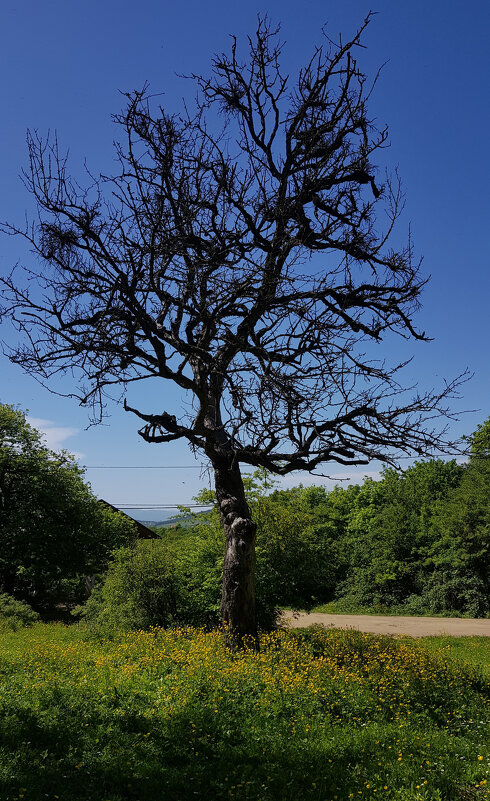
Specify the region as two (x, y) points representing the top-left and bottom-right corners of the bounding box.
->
(136, 515), (192, 529)
(136, 510), (210, 529)
(136, 518), (177, 528)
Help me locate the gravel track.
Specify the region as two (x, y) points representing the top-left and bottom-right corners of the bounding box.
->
(280, 611), (490, 637)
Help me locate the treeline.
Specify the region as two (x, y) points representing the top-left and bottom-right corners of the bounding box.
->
(183, 438), (489, 618)
(2, 403), (489, 632)
(81, 420), (490, 635)
(262, 457), (488, 617)
(281, 416), (488, 617)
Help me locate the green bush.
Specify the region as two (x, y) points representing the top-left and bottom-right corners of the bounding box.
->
(162, 522), (224, 627)
(77, 542), (179, 636)
(78, 528), (231, 636)
(253, 486), (338, 610)
(78, 505), (284, 635)
(0, 593), (40, 630)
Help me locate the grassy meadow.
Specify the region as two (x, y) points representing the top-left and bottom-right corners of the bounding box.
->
(0, 623), (488, 801)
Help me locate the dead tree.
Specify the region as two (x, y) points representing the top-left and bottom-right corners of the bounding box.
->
(0, 15), (463, 643)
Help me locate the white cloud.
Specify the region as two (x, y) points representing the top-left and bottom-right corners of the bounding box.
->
(27, 417), (83, 457)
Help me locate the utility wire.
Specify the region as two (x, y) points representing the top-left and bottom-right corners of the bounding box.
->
(116, 505), (212, 509)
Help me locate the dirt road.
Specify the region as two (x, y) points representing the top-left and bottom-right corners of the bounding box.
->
(280, 611), (490, 637)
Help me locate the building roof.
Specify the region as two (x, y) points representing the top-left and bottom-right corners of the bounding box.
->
(98, 500), (159, 540)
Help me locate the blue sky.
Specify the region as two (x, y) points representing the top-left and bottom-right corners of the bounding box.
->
(1, 0), (489, 518)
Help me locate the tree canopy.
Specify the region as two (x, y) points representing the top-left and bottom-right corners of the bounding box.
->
(0, 404), (135, 607)
(0, 15), (464, 638)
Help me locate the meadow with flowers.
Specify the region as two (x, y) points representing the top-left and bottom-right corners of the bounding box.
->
(1, 414), (490, 800)
(0, 623), (488, 801)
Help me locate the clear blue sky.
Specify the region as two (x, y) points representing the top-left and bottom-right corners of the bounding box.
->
(1, 0), (489, 518)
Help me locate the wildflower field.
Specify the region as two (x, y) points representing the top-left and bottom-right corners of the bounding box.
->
(0, 624), (488, 801)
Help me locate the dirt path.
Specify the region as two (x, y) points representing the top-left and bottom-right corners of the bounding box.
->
(280, 611), (490, 637)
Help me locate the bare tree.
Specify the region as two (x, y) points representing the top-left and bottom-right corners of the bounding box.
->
(1, 15), (463, 642)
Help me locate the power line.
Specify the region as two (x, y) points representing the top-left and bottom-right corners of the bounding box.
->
(115, 504), (212, 509)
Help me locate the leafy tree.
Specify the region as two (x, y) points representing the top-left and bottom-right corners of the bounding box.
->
(0, 404), (135, 607)
(0, 17), (463, 640)
(266, 482), (356, 605)
(299, 483), (361, 600)
(466, 417), (490, 460)
(423, 421), (490, 616)
(338, 460), (464, 609)
(243, 477), (333, 611)
(336, 477), (386, 607)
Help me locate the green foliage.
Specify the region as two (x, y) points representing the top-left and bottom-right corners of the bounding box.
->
(81, 416), (490, 632)
(248, 483), (329, 612)
(466, 418), (490, 460)
(423, 458), (490, 617)
(319, 420), (490, 618)
(162, 517), (226, 627)
(0, 593), (40, 630)
(337, 460), (468, 612)
(0, 404), (135, 608)
(79, 542), (180, 636)
(258, 483), (353, 607)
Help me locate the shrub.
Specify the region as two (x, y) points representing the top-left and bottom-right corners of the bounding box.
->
(78, 517), (282, 635)
(0, 593), (40, 630)
(77, 542), (179, 636)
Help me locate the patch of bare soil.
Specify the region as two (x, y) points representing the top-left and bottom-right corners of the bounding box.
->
(280, 611), (490, 637)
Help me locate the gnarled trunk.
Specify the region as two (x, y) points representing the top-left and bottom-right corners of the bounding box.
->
(214, 458), (257, 645)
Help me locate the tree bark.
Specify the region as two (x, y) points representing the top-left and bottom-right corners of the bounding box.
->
(214, 457), (257, 646)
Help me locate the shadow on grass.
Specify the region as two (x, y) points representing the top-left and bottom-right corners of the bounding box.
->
(0, 690), (470, 801)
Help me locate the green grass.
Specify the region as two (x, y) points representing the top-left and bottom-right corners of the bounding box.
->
(309, 601), (474, 617)
(417, 636), (490, 676)
(0, 623), (488, 801)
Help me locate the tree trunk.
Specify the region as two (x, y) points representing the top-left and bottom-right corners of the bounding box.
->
(214, 458), (257, 646)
